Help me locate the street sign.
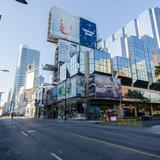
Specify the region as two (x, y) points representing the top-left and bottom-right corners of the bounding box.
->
(82, 103), (87, 109)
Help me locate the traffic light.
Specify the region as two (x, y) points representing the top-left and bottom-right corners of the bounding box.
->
(15, 0), (28, 4)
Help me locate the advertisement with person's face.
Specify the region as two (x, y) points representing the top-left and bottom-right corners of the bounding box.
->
(50, 7), (80, 43)
(95, 75), (121, 99)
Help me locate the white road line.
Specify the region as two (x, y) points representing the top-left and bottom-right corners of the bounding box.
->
(72, 133), (160, 158)
(27, 130), (36, 133)
(20, 131), (28, 137)
(12, 125), (16, 128)
(51, 153), (63, 160)
(108, 132), (129, 138)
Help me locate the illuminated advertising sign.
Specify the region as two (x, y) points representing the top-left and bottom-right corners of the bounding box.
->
(76, 76), (85, 97)
(66, 76), (85, 98)
(25, 71), (35, 90)
(66, 78), (76, 98)
(49, 7), (80, 43)
(80, 18), (97, 49)
(58, 82), (65, 100)
(89, 75), (95, 97)
(95, 75), (121, 99)
(58, 39), (79, 62)
(58, 75), (85, 99)
(52, 86), (58, 97)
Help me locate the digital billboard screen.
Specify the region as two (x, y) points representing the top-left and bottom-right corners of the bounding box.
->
(80, 18), (97, 49)
(58, 39), (79, 63)
(88, 75), (95, 97)
(52, 86), (58, 97)
(48, 7), (80, 43)
(76, 76), (85, 97)
(66, 78), (76, 98)
(95, 75), (121, 99)
(58, 82), (65, 100)
(25, 71), (35, 90)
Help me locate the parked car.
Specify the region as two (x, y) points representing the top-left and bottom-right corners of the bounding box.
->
(139, 113), (152, 121)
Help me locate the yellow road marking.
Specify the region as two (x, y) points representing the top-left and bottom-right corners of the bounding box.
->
(71, 133), (160, 158)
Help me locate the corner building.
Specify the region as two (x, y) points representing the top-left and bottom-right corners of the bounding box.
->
(44, 6), (160, 120)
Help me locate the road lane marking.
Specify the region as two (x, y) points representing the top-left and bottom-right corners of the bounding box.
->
(51, 153), (63, 160)
(12, 125), (16, 128)
(20, 131), (28, 137)
(71, 133), (160, 158)
(107, 132), (129, 138)
(27, 130), (36, 133)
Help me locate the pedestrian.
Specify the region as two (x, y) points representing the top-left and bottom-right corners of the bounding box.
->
(11, 112), (14, 119)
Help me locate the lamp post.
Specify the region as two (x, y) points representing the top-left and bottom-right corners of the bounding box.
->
(15, 0), (28, 4)
(0, 69), (9, 72)
(64, 63), (70, 120)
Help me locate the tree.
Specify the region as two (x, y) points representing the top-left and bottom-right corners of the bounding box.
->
(125, 90), (150, 103)
(153, 66), (160, 91)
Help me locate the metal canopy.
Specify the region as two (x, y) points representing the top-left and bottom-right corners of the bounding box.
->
(42, 64), (57, 71)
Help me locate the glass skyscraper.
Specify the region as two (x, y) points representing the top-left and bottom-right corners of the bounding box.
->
(10, 45), (40, 111)
(106, 7), (160, 88)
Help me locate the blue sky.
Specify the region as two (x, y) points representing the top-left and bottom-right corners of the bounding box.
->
(0, 0), (160, 103)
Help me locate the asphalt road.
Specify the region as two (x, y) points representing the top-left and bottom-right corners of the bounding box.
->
(0, 118), (160, 160)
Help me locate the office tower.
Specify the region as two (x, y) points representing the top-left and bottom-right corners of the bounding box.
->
(10, 45), (40, 111)
(106, 7), (160, 87)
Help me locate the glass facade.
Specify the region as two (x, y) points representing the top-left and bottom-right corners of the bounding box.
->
(142, 35), (157, 83)
(138, 9), (155, 38)
(105, 7), (160, 87)
(79, 47), (111, 75)
(95, 50), (111, 74)
(80, 46), (94, 74)
(60, 63), (67, 82)
(128, 36), (148, 82)
(11, 45), (40, 110)
(113, 56), (131, 78)
(125, 19), (139, 37)
(107, 37), (126, 58)
(70, 54), (79, 77)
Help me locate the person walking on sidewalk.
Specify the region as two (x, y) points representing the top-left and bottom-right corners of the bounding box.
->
(11, 112), (14, 119)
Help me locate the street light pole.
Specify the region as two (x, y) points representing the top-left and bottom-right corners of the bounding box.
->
(0, 69), (9, 72)
(64, 79), (67, 120)
(15, 0), (28, 4)
(64, 63), (69, 120)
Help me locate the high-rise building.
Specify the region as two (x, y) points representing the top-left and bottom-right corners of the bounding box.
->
(106, 7), (160, 87)
(10, 45), (40, 111)
(42, 6), (160, 120)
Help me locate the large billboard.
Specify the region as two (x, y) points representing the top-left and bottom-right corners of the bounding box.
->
(48, 7), (80, 43)
(66, 76), (85, 98)
(58, 75), (85, 100)
(95, 75), (121, 99)
(25, 71), (35, 90)
(58, 39), (79, 62)
(80, 18), (97, 49)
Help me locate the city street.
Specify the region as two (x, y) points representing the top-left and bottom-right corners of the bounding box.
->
(0, 118), (160, 160)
